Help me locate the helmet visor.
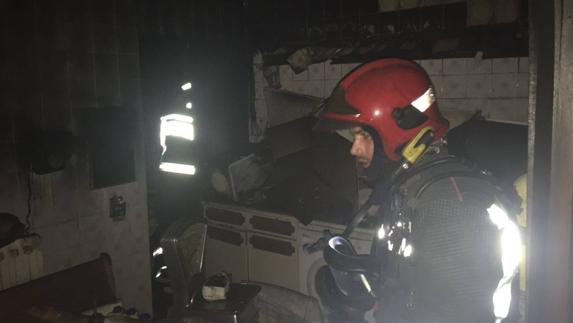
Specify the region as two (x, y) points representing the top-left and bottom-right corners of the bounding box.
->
(314, 86), (360, 131)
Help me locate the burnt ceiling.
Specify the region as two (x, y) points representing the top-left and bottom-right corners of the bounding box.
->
(242, 0), (528, 64)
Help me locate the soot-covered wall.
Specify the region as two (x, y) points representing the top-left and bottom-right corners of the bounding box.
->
(0, 0), (151, 312)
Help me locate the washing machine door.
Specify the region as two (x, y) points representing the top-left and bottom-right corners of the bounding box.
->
(314, 265), (376, 322)
(323, 236), (379, 298)
(312, 237), (378, 322)
(302, 229), (374, 300)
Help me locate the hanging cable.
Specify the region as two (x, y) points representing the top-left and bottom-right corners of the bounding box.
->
(24, 169), (32, 233)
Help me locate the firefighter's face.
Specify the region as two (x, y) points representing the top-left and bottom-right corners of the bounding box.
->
(350, 127), (374, 168)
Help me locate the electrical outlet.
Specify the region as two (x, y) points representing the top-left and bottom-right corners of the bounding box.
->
(109, 195), (126, 221)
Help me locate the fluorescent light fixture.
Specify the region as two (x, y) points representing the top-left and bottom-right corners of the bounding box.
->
(181, 82), (192, 91)
(185, 102), (193, 109)
(159, 162), (196, 175)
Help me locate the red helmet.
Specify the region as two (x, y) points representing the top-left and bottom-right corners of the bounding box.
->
(316, 59), (449, 161)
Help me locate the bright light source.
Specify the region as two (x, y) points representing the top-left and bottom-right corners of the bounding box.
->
(387, 240), (394, 251)
(152, 247), (164, 257)
(160, 114), (195, 154)
(359, 274), (373, 293)
(487, 203), (522, 322)
(159, 162), (196, 175)
(488, 203), (510, 229)
(396, 221), (403, 228)
(377, 226), (386, 239)
(399, 238), (407, 253)
(181, 82), (192, 91)
(493, 281), (512, 322)
(404, 244), (413, 257)
(155, 265), (168, 278)
(501, 222), (521, 275)
(328, 236), (346, 249)
(185, 102), (193, 109)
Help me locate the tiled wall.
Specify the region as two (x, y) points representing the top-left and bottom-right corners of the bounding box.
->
(277, 57), (529, 124)
(0, 0), (151, 314)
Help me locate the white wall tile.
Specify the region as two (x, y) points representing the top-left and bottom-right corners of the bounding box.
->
(279, 65), (293, 83)
(491, 74), (517, 98)
(466, 74), (492, 98)
(441, 99), (489, 113)
(304, 80), (324, 98)
(441, 75), (467, 98)
(464, 99), (490, 112)
(443, 58), (467, 75)
(324, 79), (339, 97)
(292, 69), (308, 81)
(439, 98), (527, 124)
(492, 58), (518, 73)
(289, 80), (308, 94)
(518, 57), (529, 73)
(466, 58), (492, 74)
(254, 70), (266, 85)
(255, 85), (265, 100)
(437, 98), (465, 111)
(279, 80), (295, 92)
(430, 76), (444, 98)
(516, 73), (529, 98)
(341, 63), (359, 76)
(308, 63), (325, 80)
(254, 98), (267, 111)
(419, 59), (443, 75)
(325, 62), (341, 80)
(483, 99), (528, 124)
(254, 98), (268, 130)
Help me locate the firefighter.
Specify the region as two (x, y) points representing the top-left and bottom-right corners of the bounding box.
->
(314, 59), (521, 323)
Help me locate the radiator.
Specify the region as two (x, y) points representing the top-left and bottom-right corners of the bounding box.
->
(0, 237), (43, 290)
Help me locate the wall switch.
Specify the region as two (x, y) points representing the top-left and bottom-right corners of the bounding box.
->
(110, 195), (127, 221)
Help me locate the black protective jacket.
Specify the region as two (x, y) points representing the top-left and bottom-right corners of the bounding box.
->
(373, 147), (518, 323)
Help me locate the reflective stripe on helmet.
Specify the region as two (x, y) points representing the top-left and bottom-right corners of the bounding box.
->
(411, 87), (436, 112)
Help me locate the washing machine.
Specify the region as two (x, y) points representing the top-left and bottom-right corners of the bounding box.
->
(298, 220), (376, 322)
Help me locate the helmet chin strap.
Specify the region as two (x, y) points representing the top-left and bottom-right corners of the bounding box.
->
(358, 127), (398, 185)
(360, 126), (435, 184)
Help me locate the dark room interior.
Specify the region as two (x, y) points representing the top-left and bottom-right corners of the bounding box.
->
(0, 0), (571, 322)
